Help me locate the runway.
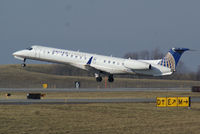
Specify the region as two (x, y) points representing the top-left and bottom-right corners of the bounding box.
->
(0, 87), (197, 104)
(0, 98), (154, 104)
(0, 87), (191, 93)
(0, 97), (200, 104)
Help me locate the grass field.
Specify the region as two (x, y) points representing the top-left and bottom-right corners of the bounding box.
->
(0, 103), (200, 134)
(1, 64), (200, 133)
(0, 64), (200, 88)
(0, 91), (200, 134)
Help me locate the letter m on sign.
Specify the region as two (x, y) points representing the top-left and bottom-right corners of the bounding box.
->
(178, 97), (190, 107)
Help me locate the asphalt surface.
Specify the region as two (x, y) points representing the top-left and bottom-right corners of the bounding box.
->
(0, 97), (200, 105)
(0, 88), (191, 93)
(0, 98), (154, 104)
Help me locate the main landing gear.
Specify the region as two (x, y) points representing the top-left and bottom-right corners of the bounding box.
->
(95, 73), (102, 82)
(108, 75), (114, 82)
(96, 76), (103, 82)
(95, 73), (114, 83)
(21, 58), (26, 67)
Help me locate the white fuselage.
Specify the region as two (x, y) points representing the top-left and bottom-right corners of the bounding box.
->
(13, 46), (173, 76)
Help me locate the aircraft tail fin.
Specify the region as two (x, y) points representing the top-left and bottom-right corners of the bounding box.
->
(158, 48), (189, 71)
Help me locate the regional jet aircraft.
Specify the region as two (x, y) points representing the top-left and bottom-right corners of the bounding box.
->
(13, 46), (189, 82)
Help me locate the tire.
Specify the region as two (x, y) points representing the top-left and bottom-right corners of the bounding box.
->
(108, 76), (114, 82)
(96, 77), (102, 82)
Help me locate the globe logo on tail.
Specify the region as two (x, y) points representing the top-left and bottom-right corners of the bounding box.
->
(158, 52), (176, 71)
(158, 48), (189, 72)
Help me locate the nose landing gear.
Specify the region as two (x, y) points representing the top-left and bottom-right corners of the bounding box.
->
(21, 58), (26, 67)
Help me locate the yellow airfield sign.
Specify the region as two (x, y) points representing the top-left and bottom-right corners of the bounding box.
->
(42, 84), (48, 89)
(167, 97), (178, 107)
(156, 97), (167, 107)
(178, 97), (190, 107)
(157, 97), (190, 107)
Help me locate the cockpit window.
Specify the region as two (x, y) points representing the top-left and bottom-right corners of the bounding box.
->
(26, 47), (33, 50)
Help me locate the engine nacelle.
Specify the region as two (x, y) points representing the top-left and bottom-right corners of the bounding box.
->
(124, 59), (151, 70)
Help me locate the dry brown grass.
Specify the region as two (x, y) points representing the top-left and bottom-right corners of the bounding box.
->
(0, 103), (200, 134)
(1, 87), (200, 134)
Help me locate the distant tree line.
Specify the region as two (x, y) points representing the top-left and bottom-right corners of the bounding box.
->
(124, 48), (164, 60)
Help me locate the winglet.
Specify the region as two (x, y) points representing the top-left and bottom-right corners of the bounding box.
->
(87, 56), (93, 65)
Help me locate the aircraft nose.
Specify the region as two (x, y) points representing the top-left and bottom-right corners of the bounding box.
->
(13, 51), (23, 56)
(13, 51), (19, 56)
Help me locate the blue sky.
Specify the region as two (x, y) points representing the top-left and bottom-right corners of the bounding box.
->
(1, 0), (200, 71)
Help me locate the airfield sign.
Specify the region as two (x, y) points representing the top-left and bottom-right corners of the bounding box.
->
(157, 97), (190, 107)
(156, 97), (167, 107)
(178, 97), (190, 107)
(167, 97), (178, 107)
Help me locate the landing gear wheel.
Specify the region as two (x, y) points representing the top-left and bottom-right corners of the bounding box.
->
(108, 75), (114, 82)
(21, 63), (26, 67)
(96, 77), (102, 82)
